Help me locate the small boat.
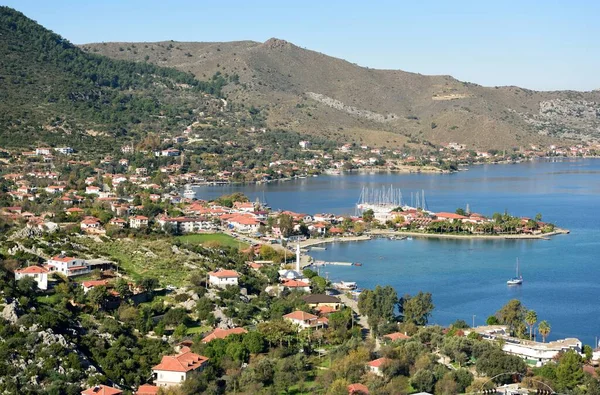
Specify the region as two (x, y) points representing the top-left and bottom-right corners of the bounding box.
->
(507, 258), (523, 285)
(183, 185), (196, 199)
(352, 262), (362, 266)
(333, 281), (358, 290)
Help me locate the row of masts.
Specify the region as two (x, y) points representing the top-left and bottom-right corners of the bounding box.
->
(357, 185), (428, 210)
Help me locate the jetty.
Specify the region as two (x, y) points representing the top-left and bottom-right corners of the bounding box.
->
(312, 260), (355, 267)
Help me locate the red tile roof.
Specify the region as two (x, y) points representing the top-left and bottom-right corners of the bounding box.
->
(15, 266), (49, 274)
(135, 384), (159, 395)
(81, 385), (123, 395)
(201, 327), (248, 343)
(208, 269), (240, 278)
(367, 357), (392, 368)
(82, 280), (109, 288)
(50, 255), (77, 262)
(348, 383), (369, 394)
(152, 350), (209, 372)
(383, 332), (411, 341)
(283, 310), (318, 321)
(282, 279), (310, 288)
(435, 212), (468, 220)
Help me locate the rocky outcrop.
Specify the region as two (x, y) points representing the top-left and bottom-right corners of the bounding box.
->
(306, 92), (399, 123)
(1, 300), (19, 324)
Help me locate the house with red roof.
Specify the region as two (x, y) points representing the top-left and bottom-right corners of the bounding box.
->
(47, 253), (90, 277)
(281, 279), (311, 293)
(152, 347), (209, 387)
(348, 383), (369, 394)
(81, 384), (123, 395)
(81, 279), (111, 294)
(383, 332), (411, 342)
(201, 327), (248, 343)
(367, 357), (392, 376)
(226, 214), (261, 233)
(208, 269), (240, 288)
(435, 212), (468, 221)
(108, 217), (127, 228)
(283, 310), (328, 330)
(130, 215), (149, 229)
(14, 266), (49, 290)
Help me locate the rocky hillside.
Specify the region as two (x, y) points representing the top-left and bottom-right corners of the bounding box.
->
(82, 38), (600, 150)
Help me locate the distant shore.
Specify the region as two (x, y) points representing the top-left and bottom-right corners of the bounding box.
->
(298, 228), (569, 251)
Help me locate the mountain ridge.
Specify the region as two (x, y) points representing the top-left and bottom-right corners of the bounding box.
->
(82, 38), (600, 150)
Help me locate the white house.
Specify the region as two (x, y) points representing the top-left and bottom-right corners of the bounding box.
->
(281, 279), (311, 293)
(208, 269), (240, 288)
(367, 357), (392, 376)
(283, 310), (327, 331)
(226, 215), (260, 233)
(299, 140), (311, 149)
(81, 280), (110, 294)
(35, 147), (51, 155)
(157, 216), (216, 233)
(130, 215), (149, 229)
(14, 266), (49, 290)
(54, 147), (73, 155)
(86, 186), (101, 195)
(152, 347), (209, 387)
(47, 254), (90, 277)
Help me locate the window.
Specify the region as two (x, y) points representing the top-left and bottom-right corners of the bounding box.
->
(181, 375), (185, 381)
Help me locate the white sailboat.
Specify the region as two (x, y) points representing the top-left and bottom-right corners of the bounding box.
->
(507, 258), (523, 285)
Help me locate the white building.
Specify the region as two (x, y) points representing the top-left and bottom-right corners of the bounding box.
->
(86, 186), (100, 195)
(130, 215), (149, 229)
(14, 266), (49, 290)
(152, 347), (209, 387)
(54, 147), (73, 155)
(157, 216), (215, 233)
(467, 325), (582, 366)
(35, 147), (51, 155)
(299, 140), (311, 149)
(207, 269), (239, 288)
(367, 357), (392, 376)
(283, 310), (327, 330)
(47, 254), (90, 277)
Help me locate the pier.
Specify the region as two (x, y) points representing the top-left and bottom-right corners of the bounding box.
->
(313, 260), (355, 267)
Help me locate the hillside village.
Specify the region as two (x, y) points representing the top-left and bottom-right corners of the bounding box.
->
(1, 6), (600, 395)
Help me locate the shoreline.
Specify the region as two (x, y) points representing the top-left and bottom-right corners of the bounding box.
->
(369, 228), (569, 240)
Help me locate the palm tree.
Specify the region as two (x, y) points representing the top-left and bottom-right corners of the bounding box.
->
(538, 320), (551, 343)
(525, 310), (537, 340)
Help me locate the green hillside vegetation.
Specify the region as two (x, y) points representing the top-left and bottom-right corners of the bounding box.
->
(0, 7), (228, 151)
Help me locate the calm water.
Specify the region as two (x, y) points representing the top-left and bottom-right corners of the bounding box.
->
(193, 159), (600, 345)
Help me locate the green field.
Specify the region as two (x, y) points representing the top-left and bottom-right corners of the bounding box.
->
(177, 233), (248, 249)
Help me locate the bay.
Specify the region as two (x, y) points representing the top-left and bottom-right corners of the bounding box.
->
(193, 158), (600, 345)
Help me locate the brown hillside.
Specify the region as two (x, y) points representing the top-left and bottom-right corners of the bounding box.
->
(81, 39), (600, 150)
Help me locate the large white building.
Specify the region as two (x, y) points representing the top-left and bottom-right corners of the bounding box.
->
(467, 325), (582, 366)
(47, 254), (90, 277)
(207, 269), (240, 288)
(152, 347), (209, 387)
(14, 266), (49, 290)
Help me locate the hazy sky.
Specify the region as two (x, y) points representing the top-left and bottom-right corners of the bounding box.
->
(5, 0), (600, 91)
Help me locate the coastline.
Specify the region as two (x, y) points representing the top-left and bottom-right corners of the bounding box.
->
(369, 228), (570, 240)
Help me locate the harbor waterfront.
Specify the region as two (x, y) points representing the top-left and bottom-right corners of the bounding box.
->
(194, 158), (600, 346)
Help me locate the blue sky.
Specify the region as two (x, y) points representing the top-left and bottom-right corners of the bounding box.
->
(4, 0), (600, 91)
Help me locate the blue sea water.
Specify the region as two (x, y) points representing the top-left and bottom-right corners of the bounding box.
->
(193, 159), (600, 345)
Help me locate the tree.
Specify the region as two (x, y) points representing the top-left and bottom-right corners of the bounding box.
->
(400, 291), (434, 326)
(137, 277), (159, 293)
(87, 285), (109, 311)
(411, 369), (435, 393)
(114, 278), (132, 300)
(242, 331), (266, 354)
(496, 299), (526, 336)
(358, 285), (398, 335)
(362, 209), (374, 223)
(435, 372), (459, 395)
(555, 350), (584, 391)
(455, 208), (466, 216)
(525, 310), (537, 340)
(278, 214), (294, 238)
(535, 213), (543, 222)
(486, 315), (499, 325)
(538, 320), (551, 342)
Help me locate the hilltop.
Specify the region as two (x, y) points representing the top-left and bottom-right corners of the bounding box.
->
(82, 38), (600, 150)
(0, 7), (230, 152)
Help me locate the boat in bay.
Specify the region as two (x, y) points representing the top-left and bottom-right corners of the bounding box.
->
(333, 281), (358, 290)
(507, 258), (523, 285)
(183, 184), (196, 199)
